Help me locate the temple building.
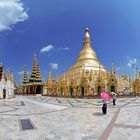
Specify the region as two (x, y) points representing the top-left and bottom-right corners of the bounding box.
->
(22, 54), (43, 95)
(21, 28), (134, 97)
(0, 63), (15, 99)
(43, 28), (121, 96)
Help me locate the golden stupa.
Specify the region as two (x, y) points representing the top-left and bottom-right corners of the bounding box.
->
(60, 28), (107, 83)
(56, 28), (109, 96)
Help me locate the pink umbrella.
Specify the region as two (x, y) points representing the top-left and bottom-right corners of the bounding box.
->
(100, 92), (111, 101)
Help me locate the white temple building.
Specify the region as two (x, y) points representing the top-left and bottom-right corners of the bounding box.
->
(0, 63), (15, 99)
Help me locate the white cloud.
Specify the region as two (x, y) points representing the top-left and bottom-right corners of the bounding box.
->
(40, 44), (54, 53)
(18, 70), (29, 75)
(49, 63), (58, 69)
(0, 0), (28, 31)
(58, 47), (70, 50)
(62, 47), (69, 50)
(127, 58), (137, 67)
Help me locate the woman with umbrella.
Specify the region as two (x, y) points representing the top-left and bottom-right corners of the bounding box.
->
(100, 92), (111, 114)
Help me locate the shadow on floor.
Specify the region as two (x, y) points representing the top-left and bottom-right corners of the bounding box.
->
(93, 112), (104, 116)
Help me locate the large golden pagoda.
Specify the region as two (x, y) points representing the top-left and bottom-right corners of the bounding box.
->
(64, 28), (107, 81)
(44, 28), (110, 96)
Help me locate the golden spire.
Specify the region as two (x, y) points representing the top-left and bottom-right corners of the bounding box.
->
(23, 64), (28, 84)
(84, 28), (91, 45)
(47, 71), (53, 85)
(68, 28), (106, 72)
(7, 70), (11, 81)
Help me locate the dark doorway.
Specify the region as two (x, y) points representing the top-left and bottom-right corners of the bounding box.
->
(30, 86), (34, 94)
(81, 87), (84, 96)
(3, 89), (6, 99)
(111, 86), (115, 92)
(70, 87), (73, 96)
(98, 86), (101, 95)
(36, 86), (42, 94)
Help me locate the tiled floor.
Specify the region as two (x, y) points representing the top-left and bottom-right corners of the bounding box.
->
(0, 96), (140, 140)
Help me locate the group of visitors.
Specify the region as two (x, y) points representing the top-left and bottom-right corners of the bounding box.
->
(102, 93), (116, 114)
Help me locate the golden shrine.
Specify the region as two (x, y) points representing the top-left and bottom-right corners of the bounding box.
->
(43, 28), (132, 97)
(21, 28), (137, 97)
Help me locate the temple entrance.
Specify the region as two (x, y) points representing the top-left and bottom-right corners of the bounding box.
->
(3, 89), (6, 99)
(36, 86), (42, 94)
(70, 87), (73, 96)
(30, 86), (34, 95)
(81, 87), (84, 96)
(111, 86), (115, 92)
(98, 86), (101, 95)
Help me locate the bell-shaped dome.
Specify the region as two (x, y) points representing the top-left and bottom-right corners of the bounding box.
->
(69, 28), (106, 72)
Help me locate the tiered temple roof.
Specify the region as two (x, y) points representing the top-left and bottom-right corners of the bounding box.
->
(23, 64), (28, 84)
(29, 53), (42, 83)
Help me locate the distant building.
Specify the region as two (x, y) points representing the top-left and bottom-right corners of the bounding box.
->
(22, 54), (43, 95)
(0, 63), (15, 99)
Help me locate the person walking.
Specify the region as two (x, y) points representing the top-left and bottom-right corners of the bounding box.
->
(102, 100), (107, 114)
(112, 94), (116, 106)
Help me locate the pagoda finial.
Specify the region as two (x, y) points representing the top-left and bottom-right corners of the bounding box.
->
(85, 28), (90, 36)
(84, 27), (91, 44)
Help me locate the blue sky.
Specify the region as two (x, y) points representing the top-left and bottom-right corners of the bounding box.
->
(0, 0), (140, 83)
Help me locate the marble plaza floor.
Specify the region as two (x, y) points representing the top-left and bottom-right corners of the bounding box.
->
(0, 96), (140, 140)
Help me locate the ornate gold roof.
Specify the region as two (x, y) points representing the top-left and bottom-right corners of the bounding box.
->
(68, 28), (106, 73)
(29, 53), (42, 83)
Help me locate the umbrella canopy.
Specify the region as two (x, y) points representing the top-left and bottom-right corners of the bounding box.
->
(100, 92), (111, 101)
(111, 92), (117, 95)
